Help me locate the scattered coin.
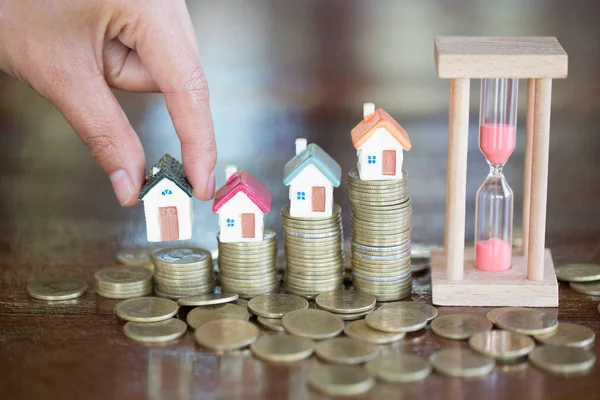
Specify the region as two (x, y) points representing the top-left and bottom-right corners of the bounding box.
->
(365, 354), (432, 382)
(194, 319), (259, 351)
(431, 314), (493, 340)
(495, 309), (558, 336)
(528, 345), (596, 375)
(116, 297), (178, 322)
(555, 264), (600, 282)
(282, 309), (344, 340)
(379, 301), (438, 321)
(534, 322), (595, 348)
(315, 290), (376, 314)
(27, 278), (87, 301)
(343, 320), (405, 344)
(257, 316), (285, 332)
(307, 364), (375, 396)
(430, 348), (496, 378)
(178, 292), (239, 307)
(236, 298), (249, 310)
(468, 330), (535, 361)
(365, 308), (428, 333)
(117, 247), (153, 268)
(123, 319), (187, 343)
(186, 303), (249, 330)
(334, 309), (374, 321)
(248, 294), (309, 318)
(250, 334), (314, 362)
(486, 307), (531, 324)
(569, 281), (600, 296)
(315, 337), (378, 364)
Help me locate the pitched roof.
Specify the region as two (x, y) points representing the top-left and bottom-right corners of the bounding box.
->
(139, 154), (193, 200)
(212, 170), (272, 214)
(283, 143), (342, 187)
(350, 108), (412, 150)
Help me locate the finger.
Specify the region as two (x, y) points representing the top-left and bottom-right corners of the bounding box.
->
(47, 72), (146, 206)
(121, 1), (216, 200)
(103, 39), (159, 92)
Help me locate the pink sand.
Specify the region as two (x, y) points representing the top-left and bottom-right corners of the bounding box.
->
(476, 237), (512, 272)
(480, 123), (516, 165)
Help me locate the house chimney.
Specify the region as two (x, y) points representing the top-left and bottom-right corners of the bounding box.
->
(363, 102), (375, 119)
(295, 138), (307, 155)
(152, 167), (160, 176)
(225, 165), (237, 180)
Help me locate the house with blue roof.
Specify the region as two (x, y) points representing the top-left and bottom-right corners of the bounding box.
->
(283, 138), (342, 218)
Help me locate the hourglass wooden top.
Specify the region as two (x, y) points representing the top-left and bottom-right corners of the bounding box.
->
(434, 37), (568, 79)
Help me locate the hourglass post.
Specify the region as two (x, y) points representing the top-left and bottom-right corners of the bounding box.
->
(431, 37), (567, 307)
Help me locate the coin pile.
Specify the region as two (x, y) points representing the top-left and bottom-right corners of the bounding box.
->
(95, 266), (153, 299)
(151, 247), (215, 299)
(281, 204), (344, 299)
(217, 229), (279, 299)
(348, 168), (413, 301)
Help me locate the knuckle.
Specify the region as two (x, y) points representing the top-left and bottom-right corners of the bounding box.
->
(82, 131), (121, 167)
(182, 65), (210, 103)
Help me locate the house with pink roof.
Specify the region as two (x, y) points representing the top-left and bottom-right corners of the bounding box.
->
(212, 166), (272, 243)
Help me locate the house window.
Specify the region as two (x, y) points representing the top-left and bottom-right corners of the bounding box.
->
(226, 218), (235, 227)
(296, 191), (306, 200)
(161, 189), (173, 196)
(367, 155), (377, 164)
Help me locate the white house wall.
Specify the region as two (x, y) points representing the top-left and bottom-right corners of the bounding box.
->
(142, 179), (193, 242)
(217, 192), (265, 243)
(357, 128), (404, 180)
(288, 164), (334, 218)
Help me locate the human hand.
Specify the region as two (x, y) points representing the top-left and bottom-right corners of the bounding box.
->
(0, 0), (217, 205)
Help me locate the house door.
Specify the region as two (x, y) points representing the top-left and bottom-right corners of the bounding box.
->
(382, 150), (396, 175)
(159, 207), (179, 241)
(311, 186), (326, 212)
(241, 213), (255, 238)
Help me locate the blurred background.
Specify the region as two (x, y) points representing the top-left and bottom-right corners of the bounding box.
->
(1, 0), (599, 255)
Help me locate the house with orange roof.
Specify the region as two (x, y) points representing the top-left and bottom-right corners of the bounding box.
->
(350, 103), (412, 180)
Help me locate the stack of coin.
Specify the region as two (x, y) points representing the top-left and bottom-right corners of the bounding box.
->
(95, 266), (153, 299)
(217, 229), (279, 299)
(151, 248), (215, 299)
(281, 204), (344, 299)
(348, 168), (412, 301)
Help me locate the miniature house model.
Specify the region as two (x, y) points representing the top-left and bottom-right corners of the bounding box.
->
(283, 139), (341, 218)
(350, 103), (412, 180)
(430, 37), (568, 307)
(213, 166), (272, 243)
(138, 154), (193, 242)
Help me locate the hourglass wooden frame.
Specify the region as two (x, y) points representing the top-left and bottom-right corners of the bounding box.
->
(430, 37), (568, 307)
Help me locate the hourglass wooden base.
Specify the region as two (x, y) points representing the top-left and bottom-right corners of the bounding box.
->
(430, 247), (558, 307)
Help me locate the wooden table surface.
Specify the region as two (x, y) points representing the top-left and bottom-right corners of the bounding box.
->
(2, 1), (600, 399)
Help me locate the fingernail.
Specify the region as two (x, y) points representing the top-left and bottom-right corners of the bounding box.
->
(205, 170), (216, 198)
(110, 169), (135, 206)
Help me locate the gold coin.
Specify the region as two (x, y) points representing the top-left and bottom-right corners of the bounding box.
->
(248, 294), (309, 318)
(534, 322), (595, 348)
(186, 303), (249, 330)
(365, 354), (431, 382)
(379, 301), (438, 321)
(250, 334), (314, 362)
(344, 320), (405, 344)
(235, 298), (249, 310)
(365, 308), (427, 333)
(495, 309), (558, 336)
(486, 307), (531, 324)
(96, 286), (153, 300)
(27, 278), (87, 301)
(123, 319), (187, 343)
(257, 316), (285, 332)
(194, 319), (258, 351)
(555, 264), (600, 282)
(116, 297), (178, 322)
(281, 309), (344, 339)
(528, 345), (596, 375)
(315, 337), (379, 364)
(315, 290), (376, 314)
(117, 247), (153, 268)
(152, 247), (212, 265)
(335, 309), (374, 321)
(178, 292), (238, 307)
(569, 281), (600, 295)
(468, 330), (535, 360)
(431, 314), (493, 340)
(307, 364), (375, 396)
(430, 348), (495, 378)
(95, 266), (153, 285)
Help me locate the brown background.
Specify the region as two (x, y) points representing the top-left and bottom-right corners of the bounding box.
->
(1, 1), (600, 399)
